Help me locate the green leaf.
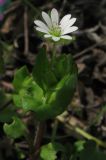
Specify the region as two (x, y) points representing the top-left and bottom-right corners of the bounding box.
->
(28, 73), (77, 120)
(40, 142), (65, 160)
(40, 143), (57, 160)
(13, 94), (22, 108)
(32, 48), (57, 91)
(32, 51), (77, 120)
(52, 54), (77, 80)
(13, 77), (44, 112)
(44, 74), (77, 119)
(74, 140), (86, 152)
(13, 66), (29, 92)
(3, 117), (27, 139)
(13, 51), (78, 120)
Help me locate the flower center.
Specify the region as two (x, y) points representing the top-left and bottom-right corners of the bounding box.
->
(49, 24), (61, 37)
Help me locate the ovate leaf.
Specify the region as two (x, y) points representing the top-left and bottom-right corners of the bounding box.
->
(13, 77), (44, 112)
(13, 66), (29, 92)
(52, 54), (77, 80)
(74, 140), (86, 152)
(40, 142), (65, 160)
(3, 117), (27, 139)
(32, 48), (57, 91)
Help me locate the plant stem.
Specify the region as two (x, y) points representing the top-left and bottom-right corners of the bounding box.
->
(51, 120), (59, 143)
(51, 43), (56, 68)
(74, 127), (106, 148)
(57, 114), (106, 148)
(33, 121), (45, 159)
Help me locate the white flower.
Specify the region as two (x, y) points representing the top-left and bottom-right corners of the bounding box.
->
(34, 8), (78, 42)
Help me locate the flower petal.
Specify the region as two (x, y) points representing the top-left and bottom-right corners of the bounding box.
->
(51, 8), (59, 25)
(34, 20), (49, 31)
(61, 35), (72, 40)
(42, 11), (52, 27)
(61, 18), (77, 31)
(62, 26), (78, 35)
(44, 34), (52, 38)
(35, 27), (49, 34)
(60, 15), (73, 31)
(60, 14), (71, 25)
(66, 18), (76, 28)
(52, 36), (60, 41)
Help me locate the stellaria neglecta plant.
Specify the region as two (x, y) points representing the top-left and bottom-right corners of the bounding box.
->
(34, 8), (78, 41)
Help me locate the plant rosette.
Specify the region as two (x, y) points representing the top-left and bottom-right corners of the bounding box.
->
(13, 48), (77, 121)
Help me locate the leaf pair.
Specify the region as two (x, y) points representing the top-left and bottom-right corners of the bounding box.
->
(13, 48), (78, 120)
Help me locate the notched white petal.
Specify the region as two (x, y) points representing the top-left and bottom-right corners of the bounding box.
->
(60, 16), (73, 30)
(61, 18), (77, 32)
(34, 20), (49, 31)
(62, 26), (78, 35)
(60, 22), (69, 31)
(42, 11), (52, 27)
(51, 8), (59, 25)
(35, 27), (49, 34)
(66, 18), (76, 28)
(60, 14), (71, 25)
